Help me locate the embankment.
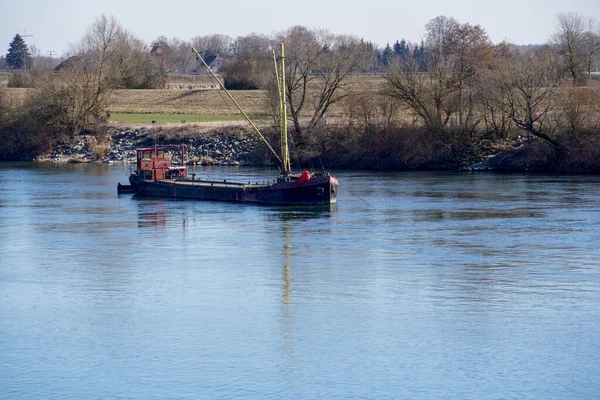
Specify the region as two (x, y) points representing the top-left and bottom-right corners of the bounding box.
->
(37, 126), (268, 166)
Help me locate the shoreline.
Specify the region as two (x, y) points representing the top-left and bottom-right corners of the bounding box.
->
(6, 124), (597, 174)
(34, 126), (267, 167)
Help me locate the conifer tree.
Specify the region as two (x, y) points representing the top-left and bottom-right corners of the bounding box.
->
(393, 40), (401, 55)
(393, 39), (410, 60)
(413, 41), (427, 71)
(381, 43), (393, 67)
(6, 34), (32, 69)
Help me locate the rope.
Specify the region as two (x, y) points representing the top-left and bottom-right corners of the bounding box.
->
(340, 181), (373, 207)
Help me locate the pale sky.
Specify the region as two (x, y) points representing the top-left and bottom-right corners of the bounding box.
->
(3, 0), (600, 57)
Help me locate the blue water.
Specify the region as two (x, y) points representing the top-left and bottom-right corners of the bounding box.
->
(1, 162), (599, 399)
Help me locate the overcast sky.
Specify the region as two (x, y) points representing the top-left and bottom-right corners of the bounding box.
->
(3, 0), (599, 57)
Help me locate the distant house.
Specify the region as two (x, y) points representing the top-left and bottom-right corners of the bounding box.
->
(191, 54), (228, 74)
(54, 55), (83, 72)
(150, 42), (163, 57)
(150, 42), (178, 72)
(204, 55), (227, 73)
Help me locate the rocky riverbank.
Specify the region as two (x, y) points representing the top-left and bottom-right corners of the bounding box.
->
(39, 126), (268, 166)
(31, 125), (600, 174)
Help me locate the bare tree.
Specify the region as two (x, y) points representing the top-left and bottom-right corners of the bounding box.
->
(275, 26), (372, 138)
(110, 31), (153, 88)
(495, 47), (566, 150)
(476, 42), (516, 139)
(231, 33), (272, 60)
(154, 36), (193, 74)
(30, 54), (58, 76)
(62, 14), (120, 127)
(308, 33), (374, 127)
(74, 14), (122, 85)
(583, 17), (600, 75)
(553, 13), (587, 85)
(386, 16), (492, 133)
(559, 87), (600, 133)
(339, 86), (400, 132)
(425, 15), (460, 64)
(0, 86), (8, 121)
(68, 15), (161, 89)
(447, 23), (492, 131)
(228, 34), (273, 87)
(27, 67), (110, 139)
(27, 14), (154, 139)
(173, 38), (194, 74)
(385, 55), (454, 131)
(276, 26), (327, 137)
(191, 34), (232, 57)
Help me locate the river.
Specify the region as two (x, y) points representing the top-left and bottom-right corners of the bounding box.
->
(1, 162), (599, 399)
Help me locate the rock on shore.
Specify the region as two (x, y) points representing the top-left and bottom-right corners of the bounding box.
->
(39, 127), (266, 166)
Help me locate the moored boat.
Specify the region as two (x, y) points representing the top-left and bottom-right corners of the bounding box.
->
(118, 43), (339, 206)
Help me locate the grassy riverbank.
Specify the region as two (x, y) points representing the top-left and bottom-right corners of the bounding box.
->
(2, 82), (600, 173)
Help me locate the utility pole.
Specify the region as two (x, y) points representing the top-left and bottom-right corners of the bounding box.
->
(47, 50), (55, 59)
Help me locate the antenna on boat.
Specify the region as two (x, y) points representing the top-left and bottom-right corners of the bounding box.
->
(191, 47), (282, 166)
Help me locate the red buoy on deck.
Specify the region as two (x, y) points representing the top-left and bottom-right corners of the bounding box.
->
(297, 170), (311, 182)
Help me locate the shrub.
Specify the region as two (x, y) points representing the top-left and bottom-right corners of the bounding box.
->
(220, 61), (260, 90)
(7, 70), (31, 88)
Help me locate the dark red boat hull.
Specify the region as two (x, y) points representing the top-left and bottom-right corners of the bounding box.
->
(132, 175), (338, 206)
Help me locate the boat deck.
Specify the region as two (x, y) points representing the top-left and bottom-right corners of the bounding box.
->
(157, 179), (272, 189)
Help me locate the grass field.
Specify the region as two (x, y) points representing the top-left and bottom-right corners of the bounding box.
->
(2, 73), (385, 117)
(109, 113), (270, 123)
(109, 89), (271, 115)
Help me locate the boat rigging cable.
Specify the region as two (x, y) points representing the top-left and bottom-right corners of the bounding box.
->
(191, 47), (282, 166)
(340, 181), (373, 207)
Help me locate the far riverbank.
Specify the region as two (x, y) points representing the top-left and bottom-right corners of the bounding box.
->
(14, 125), (600, 174)
(35, 126), (266, 167)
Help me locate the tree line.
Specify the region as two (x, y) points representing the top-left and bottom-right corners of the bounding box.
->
(1, 13), (600, 171)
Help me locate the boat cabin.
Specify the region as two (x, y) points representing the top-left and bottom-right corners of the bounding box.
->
(136, 145), (187, 181)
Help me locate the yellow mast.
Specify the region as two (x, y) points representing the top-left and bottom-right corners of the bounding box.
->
(279, 43), (291, 175)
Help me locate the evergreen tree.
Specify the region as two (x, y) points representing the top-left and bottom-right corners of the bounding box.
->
(399, 39), (409, 59)
(413, 41), (427, 72)
(360, 39), (379, 72)
(394, 39), (410, 60)
(381, 43), (393, 67)
(6, 34), (32, 70)
(393, 40), (402, 55)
